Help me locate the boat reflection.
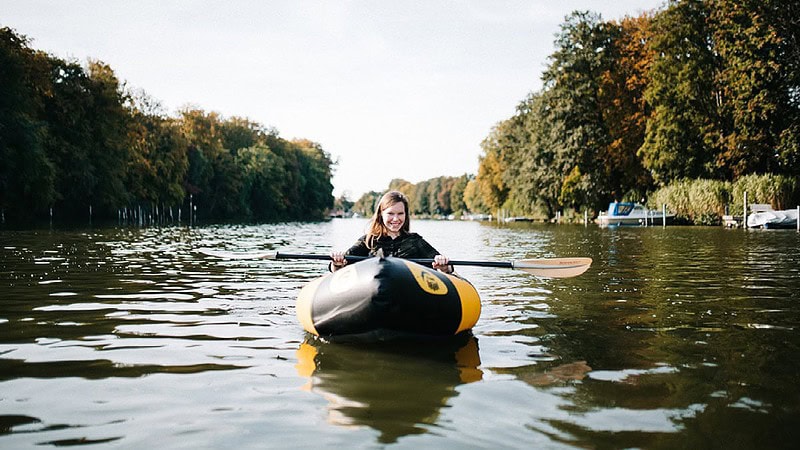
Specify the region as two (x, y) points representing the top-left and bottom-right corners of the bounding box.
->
(295, 333), (482, 444)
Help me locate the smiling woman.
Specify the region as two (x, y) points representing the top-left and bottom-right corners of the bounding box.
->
(330, 190), (453, 273)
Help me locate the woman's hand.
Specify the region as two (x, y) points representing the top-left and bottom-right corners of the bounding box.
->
(330, 251), (347, 271)
(432, 254), (453, 274)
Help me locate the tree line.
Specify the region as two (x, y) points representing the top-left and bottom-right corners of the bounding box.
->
(1, 27), (334, 225)
(349, 175), (475, 218)
(471, 0), (799, 219)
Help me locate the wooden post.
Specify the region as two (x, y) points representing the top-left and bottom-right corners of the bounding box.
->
(662, 204), (667, 228)
(743, 191), (748, 229)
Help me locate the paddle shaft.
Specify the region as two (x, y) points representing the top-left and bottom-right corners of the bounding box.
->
(275, 252), (514, 269)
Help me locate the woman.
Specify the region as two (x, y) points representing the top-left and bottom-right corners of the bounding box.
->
(330, 190), (453, 273)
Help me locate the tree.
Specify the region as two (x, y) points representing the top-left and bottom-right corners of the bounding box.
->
(640, 0), (720, 184)
(85, 60), (131, 215)
(710, 0), (799, 177)
(353, 191), (382, 217)
(0, 27), (55, 221)
(542, 11), (616, 210)
(463, 178), (486, 214)
(292, 139), (335, 218)
(598, 14), (655, 200)
(476, 118), (515, 212)
(513, 92), (560, 217)
(449, 174), (470, 215)
(180, 108), (243, 218)
(237, 143), (288, 219)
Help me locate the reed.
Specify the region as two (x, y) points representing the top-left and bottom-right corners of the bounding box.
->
(649, 179), (731, 225)
(648, 175), (799, 224)
(730, 174), (799, 214)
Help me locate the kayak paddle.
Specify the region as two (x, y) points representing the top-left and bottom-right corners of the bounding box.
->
(199, 249), (592, 278)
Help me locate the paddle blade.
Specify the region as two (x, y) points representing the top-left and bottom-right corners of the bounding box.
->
(198, 248), (278, 260)
(512, 257), (592, 278)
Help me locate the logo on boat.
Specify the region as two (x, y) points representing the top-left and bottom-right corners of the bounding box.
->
(403, 262), (448, 296)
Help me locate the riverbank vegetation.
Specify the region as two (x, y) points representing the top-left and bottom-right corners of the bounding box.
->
(349, 175), (473, 218)
(1, 27), (334, 225)
(469, 0), (799, 223)
(648, 174), (798, 225)
(5, 1), (799, 227)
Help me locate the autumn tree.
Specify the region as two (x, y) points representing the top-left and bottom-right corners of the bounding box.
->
(597, 14), (655, 200)
(710, 0), (800, 177)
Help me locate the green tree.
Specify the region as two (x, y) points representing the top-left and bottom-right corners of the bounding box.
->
(353, 191), (382, 217)
(126, 92), (189, 212)
(44, 58), (103, 218)
(513, 92), (560, 217)
(710, 0), (799, 177)
(0, 27), (55, 221)
(640, 0), (719, 184)
(292, 139), (335, 218)
(84, 60), (131, 215)
(542, 11), (616, 210)
(449, 174), (470, 215)
(236, 143), (288, 219)
(180, 108), (243, 218)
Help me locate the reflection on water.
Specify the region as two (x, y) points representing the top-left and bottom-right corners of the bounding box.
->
(296, 334), (482, 443)
(1, 222), (799, 448)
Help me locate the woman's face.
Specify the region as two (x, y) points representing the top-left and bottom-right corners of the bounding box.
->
(381, 201), (406, 237)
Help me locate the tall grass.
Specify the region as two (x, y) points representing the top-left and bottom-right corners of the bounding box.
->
(647, 175), (799, 225)
(730, 174), (799, 214)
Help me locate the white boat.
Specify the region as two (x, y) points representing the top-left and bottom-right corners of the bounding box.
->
(596, 202), (674, 227)
(746, 206), (799, 229)
(503, 216), (534, 223)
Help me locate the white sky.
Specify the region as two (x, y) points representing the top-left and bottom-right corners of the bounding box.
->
(2, 0), (663, 200)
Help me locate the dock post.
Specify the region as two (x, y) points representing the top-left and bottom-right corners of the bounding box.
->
(662, 204), (666, 228)
(797, 206), (799, 231)
(743, 191), (748, 229)
(584, 210), (588, 226)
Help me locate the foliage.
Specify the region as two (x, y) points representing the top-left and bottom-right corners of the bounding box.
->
(473, 1), (800, 220)
(0, 27), (55, 221)
(640, 0), (720, 184)
(710, 0), (800, 177)
(648, 179), (732, 225)
(648, 174), (798, 223)
(354, 174), (474, 218)
(730, 174), (799, 213)
(352, 191), (382, 217)
(0, 27), (334, 224)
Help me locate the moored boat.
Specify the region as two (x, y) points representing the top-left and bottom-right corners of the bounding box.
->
(596, 202), (674, 227)
(296, 255), (481, 338)
(747, 207), (799, 229)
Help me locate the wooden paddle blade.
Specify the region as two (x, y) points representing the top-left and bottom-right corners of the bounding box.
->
(511, 257), (592, 278)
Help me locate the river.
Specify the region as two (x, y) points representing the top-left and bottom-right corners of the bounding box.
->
(1, 220), (798, 448)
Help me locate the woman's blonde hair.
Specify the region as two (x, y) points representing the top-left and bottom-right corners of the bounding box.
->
(365, 190), (410, 249)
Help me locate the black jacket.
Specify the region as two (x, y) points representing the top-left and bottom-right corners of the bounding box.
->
(346, 232), (440, 259)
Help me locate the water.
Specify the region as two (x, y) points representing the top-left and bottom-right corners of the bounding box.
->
(1, 221), (799, 448)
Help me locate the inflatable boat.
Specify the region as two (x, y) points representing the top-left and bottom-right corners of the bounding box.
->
(296, 255), (481, 338)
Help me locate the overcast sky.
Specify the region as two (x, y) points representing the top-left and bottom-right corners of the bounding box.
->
(2, 0), (663, 199)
